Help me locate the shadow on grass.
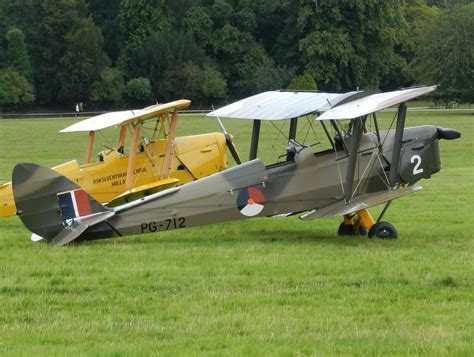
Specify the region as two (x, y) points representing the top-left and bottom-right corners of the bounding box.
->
(80, 224), (397, 249)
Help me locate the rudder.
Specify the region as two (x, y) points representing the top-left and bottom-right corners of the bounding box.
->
(12, 163), (110, 243)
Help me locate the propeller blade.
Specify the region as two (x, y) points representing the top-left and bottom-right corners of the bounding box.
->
(216, 116), (228, 135)
(212, 107), (242, 165)
(225, 134), (242, 165)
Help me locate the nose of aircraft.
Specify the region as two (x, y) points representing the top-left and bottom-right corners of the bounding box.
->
(437, 127), (461, 140)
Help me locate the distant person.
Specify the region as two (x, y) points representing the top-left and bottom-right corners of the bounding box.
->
(75, 103), (79, 117)
(79, 102), (84, 112)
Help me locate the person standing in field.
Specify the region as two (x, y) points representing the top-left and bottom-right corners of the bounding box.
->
(75, 103), (79, 117)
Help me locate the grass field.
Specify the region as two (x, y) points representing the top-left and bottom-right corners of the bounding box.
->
(0, 109), (473, 355)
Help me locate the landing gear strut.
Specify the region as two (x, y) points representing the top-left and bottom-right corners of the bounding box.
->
(337, 212), (369, 236)
(338, 208), (397, 239)
(338, 221), (367, 236)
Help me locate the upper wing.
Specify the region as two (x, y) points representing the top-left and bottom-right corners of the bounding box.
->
(207, 91), (342, 120)
(207, 86), (436, 121)
(317, 86), (436, 121)
(60, 99), (191, 133)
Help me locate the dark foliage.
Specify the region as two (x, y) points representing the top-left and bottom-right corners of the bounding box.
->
(0, 0), (470, 109)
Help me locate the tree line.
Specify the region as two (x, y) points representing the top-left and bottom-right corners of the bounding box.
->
(0, 0), (472, 111)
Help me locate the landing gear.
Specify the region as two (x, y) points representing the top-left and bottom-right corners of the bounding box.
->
(338, 222), (367, 236)
(368, 222), (398, 239)
(337, 208), (398, 239)
(337, 212), (368, 236)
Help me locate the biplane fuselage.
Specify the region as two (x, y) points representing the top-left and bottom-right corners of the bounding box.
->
(12, 124), (451, 245)
(0, 133), (228, 217)
(64, 125), (442, 240)
(0, 100), (234, 217)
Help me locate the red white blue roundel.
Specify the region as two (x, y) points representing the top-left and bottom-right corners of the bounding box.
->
(237, 187), (265, 217)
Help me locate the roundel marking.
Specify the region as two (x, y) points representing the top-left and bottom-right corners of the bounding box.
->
(237, 187), (265, 217)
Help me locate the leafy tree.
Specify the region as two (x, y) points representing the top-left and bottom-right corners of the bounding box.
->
(212, 24), (253, 60)
(183, 6), (214, 47)
(124, 77), (153, 105)
(210, 24), (254, 83)
(6, 27), (33, 82)
(58, 16), (109, 101)
(88, 0), (121, 63)
(242, 0), (285, 54)
(381, 0), (439, 89)
(288, 73), (317, 90)
(0, 67), (34, 107)
(232, 45), (291, 97)
(412, 3), (474, 103)
(29, 0), (88, 103)
(90, 67), (124, 105)
(160, 62), (206, 102)
(0, 0), (34, 67)
(127, 30), (206, 97)
(276, 0), (406, 91)
(202, 65), (227, 103)
(426, 0), (471, 7)
(117, 0), (171, 73)
(209, 0), (233, 28)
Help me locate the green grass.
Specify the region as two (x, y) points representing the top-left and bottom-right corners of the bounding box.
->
(0, 109), (473, 355)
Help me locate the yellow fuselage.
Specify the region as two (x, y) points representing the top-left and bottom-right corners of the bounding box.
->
(0, 132), (228, 217)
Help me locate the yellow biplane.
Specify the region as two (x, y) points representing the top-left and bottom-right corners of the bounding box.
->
(0, 99), (240, 217)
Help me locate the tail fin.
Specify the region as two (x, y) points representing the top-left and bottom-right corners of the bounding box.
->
(12, 163), (112, 245)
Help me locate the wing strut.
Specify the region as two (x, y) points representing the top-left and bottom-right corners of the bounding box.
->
(117, 124), (128, 153)
(84, 131), (95, 164)
(125, 122), (141, 190)
(161, 110), (179, 179)
(249, 119), (261, 161)
(344, 116), (364, 203)
(389, 103), (407, 187)
(286, 117), (298, 161)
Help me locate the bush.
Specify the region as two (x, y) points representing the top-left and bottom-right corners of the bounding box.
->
(0, 68), (35, 108)
(288, 73), (318, 90)
(90, 68), (125, 105)
(124, 77), (153, 105)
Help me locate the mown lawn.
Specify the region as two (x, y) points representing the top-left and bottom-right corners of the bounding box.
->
(0, 109), (473, 355)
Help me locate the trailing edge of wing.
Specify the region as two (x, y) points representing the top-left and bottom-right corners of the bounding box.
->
(60, 99), (191, 133)
(317, 86), (436, 120)
(299, 186), (422, 220)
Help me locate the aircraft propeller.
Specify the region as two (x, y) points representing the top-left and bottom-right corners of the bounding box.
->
(214, 111), (242, 165)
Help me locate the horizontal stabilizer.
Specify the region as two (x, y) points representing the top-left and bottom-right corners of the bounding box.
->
(300, 186), (422, 220)
(50, 211), (115, 246)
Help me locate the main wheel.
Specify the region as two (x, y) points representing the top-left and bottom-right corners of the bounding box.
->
(338, 222), (367, 236)
(368, 222), (398, 239)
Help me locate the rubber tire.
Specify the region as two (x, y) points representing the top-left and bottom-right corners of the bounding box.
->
(368, 221), (398, 239)
(338, 222), (367, 236)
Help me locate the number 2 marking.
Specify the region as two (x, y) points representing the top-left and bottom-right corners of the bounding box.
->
(411, 155), (423, 175)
